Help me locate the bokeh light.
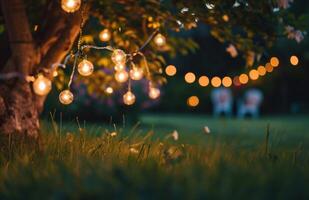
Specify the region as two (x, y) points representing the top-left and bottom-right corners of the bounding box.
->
(270, 57), (279, 67)
(249, 69), (259, 80)
(99, 29), (111, 42)
(211, 76), (221, 87)
(165, 65), (177, 76)
(154, 33), (166, 47)
(184, 72), (196, 84)
(198, 76), (209, 87)
(265, 63), (273, 72)
(257, 65), (266, 76)
(222, 76), (232, 87)
(187, 96), (199, 107)
(233, 76), (241, 86)
(239, 74), (249, 84)
(290, 55), (299, 66)
(105, 87), (113, 94)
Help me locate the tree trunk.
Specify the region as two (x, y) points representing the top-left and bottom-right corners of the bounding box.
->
(0, 0), (87, 138)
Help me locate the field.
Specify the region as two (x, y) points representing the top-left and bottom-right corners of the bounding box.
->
(0, 114), (308, 199)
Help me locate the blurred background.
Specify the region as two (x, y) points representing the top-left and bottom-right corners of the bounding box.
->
(41, 0), (309, 123)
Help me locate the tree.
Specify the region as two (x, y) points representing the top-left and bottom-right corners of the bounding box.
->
(0, 0), (305, 138)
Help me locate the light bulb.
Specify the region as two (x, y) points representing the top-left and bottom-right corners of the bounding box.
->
(290, 55), (299, 66)
(99, 29), (111, 42)
(33, 75), (52, 96)
(111, 49), (126, 65)
(59, 90), (74, 105)
(61, 0), (81, 13)
(154, 33), (166, 47)
(114, 70), (128, 83)
(78, 59), (94, 76)
(123, 91), (136, 105)
(149, 87), (160, 99)
(114, 63), (125, 71)
(165, 65), (177, 76)
(129, 68), (143, 80)
(105, 87), (113, 94)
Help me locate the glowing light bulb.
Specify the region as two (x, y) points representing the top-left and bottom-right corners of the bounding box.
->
(187, 96), (199, 107)
(211, 76), (221, 87)
(149, 87), (160, 99)
(249, 69), (259, 80)
(114, 63), (125, 71)
(59, 90), (74, 105)
(129, 68), (143, 80)
(233, 76), (241, 86)
(111, 49), (126, 65)
(265, 63), (273, 72)
(184, 72), (196, 84)
(290, 55), (299, 66)
(257, 65), (266, 76)
(61, 0), (81, 13)
(198, 76), (209, 87)
(239, 74), (249, 84)
(33, 75), (52, 96)
(78, 59), (94, 76)
(105, 87), (113, 94)
(123, 91), (135, 105)
(270, 57), (279, 67)
(115, 70), (128, 83)
(165, 65), (177, 76)
(99, 29), (111, 42)
(222, 76), (232, 87)
(154, 33), (166, 47)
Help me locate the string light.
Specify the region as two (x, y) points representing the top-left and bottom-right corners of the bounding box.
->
(198, 76), (209, 87)
(184, 72), (196, 83)
(265, 63), (273, 72)
(77, 59), (94, 76)
(222, 76), (232, 87)
(270, 57), (279, 67)
(129, 68), (143, 80)
(165, 65), (177, 76)
(249, 69), (259, 80)
(154, 33), (166, 47)
(290, 55), (299, 66)
(233, 76), (241, 86)
(59, 90), (74, 105)
(149, 87), (160, 99)
(111, 49), (126, 65)
(61, 0), (81, 13)
(99, 29), (111, 42)
(239, 74), (249, 84)
(115, 70), (129, 83)
(105, 87), (113, 94)
(32, 75), (52, 96)
(257, 65), (266, 76)
(187, 96), (199, 107)
(211, 76), (221, 87)
(123, 91), (135, 105)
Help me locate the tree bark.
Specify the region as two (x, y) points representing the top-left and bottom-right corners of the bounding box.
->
(0, 0), (87, 138)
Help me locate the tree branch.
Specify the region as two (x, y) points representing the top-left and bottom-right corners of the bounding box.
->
(37, 4), (90, 74)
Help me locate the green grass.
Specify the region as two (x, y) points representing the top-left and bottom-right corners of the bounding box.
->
(0, 114), (308, 199)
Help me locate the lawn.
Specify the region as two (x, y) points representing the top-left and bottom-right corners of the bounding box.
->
(0, 114), (308, 199)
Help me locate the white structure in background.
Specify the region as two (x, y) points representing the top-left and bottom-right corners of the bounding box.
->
(238, 89), (263, 118)
(211, 87), (233, 117)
